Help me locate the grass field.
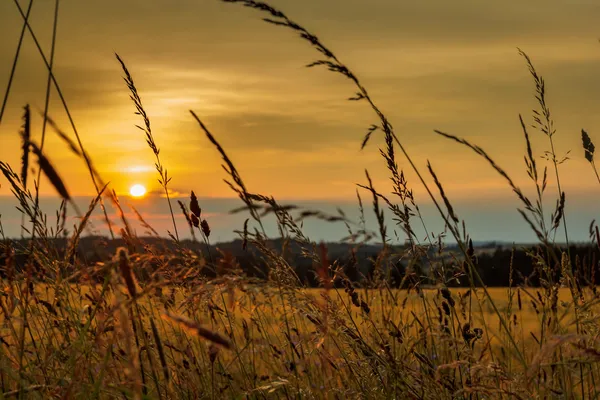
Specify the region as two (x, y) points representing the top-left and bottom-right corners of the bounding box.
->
(0, 276), (597, 399)
(2, 0), (600, 398)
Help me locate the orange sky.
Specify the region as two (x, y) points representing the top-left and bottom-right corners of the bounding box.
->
(1, 0), (600, 241)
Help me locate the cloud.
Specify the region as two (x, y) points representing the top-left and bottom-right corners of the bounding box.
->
(0, 0), (598, 217)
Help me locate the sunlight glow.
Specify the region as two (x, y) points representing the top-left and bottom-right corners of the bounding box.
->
(129, 184), (147, 198)
(123, 165), (154, 173)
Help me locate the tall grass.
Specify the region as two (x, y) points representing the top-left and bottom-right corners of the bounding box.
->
(0, 1), (598, 399)
(116, 54), (180, 243)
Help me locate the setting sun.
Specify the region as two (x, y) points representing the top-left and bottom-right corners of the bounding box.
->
(129, 184), (147, 198)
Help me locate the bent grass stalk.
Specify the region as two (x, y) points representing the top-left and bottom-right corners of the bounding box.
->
(223, 0), (526, 368)
(0, 0), (33, 126)
(31, 0), (60, 248)
(116, 54), (180, 242)
(11, 0), (115, 239)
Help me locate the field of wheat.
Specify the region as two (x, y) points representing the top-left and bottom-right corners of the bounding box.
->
(0, 276), (596, 399)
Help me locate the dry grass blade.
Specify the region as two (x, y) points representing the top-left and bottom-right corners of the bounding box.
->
(118, 248), (137, 298)
(360, 170), (386, 245)
(178, 200), (197, 241)
(434, 130), (532, 210)
(0, 0), (33, 126)
(178, 199), (192, 228)
(28, 141), (70, 201)
(520, 114), (539, 183)
(362, 125), (378, 149)
(163, 312), (231, 349)
(131, 205), (159, 237)
(190, 110), (263, 229)
(41, 111), (82, 157)
(65, 183), (108, 262)
(434, 130), (552, 246)
(150, 318), (169, 383)
(19, 104), (31, 188)
(3, 385), (47, 398)
(112, 189), (135, 244)
(427, 161), (459, 227)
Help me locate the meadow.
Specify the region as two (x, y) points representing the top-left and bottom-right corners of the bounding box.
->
(1, 0), (600, 398)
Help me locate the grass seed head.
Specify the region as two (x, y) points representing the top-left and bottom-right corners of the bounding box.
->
(190, 191), (201, 218)
(582, 129), (595, 163)
(117, 247), (137, 298)
(163, 312), (231, 349)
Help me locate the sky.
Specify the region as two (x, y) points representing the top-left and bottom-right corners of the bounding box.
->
(0, 0), (599, 243)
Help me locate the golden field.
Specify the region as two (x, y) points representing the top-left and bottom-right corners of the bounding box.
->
(1, 0), (600, 398)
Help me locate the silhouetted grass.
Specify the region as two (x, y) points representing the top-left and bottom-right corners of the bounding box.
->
(0, 1), (598, 399)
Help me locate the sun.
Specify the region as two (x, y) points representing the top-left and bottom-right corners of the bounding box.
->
(129, 184), (147, 198)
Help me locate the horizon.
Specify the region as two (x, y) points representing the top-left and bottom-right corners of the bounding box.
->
(0, 194), (597, 244)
